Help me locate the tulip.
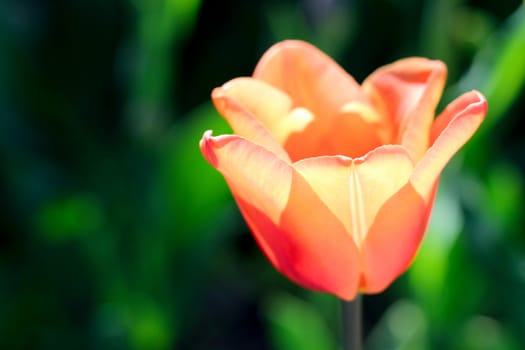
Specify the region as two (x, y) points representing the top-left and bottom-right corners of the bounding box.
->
(200, 40), (487, 301)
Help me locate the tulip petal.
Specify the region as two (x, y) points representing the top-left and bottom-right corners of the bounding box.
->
(212, 80), (292, 162)
(359, 183), (433, 293)
(400, 63), (447, 161)
(430, 90), (486, 144)
(213, 78), (322, 161)
(253, 40), (367, 120)
(411, 90), (487, 200)
(200, 131), (294, 227)
(200, 131), (361, 300)
(294, 146), (414, 249)
(362, 58), (447, 159)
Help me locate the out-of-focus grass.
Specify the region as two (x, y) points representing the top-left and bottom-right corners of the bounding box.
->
(1, 0), (524, 349)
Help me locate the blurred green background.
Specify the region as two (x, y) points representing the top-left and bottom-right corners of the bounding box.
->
(1, 0), (525, 349)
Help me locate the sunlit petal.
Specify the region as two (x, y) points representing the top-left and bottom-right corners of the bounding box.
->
(359, 183), (433, 293)
(411, 91), (487, 200)
(362, 57), (447, 160)
(400, 62), (447, 161)
(295, 146), (414, 249)
(430, 90), (487, 144)
(254, 40), (367, 120)
(200, 131), (291, 222)
(203, 40), (487, 299)
(212, 81), (291, 161)
(200, 131), (360, 300)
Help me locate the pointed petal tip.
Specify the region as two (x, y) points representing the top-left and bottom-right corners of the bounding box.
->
(464, 89), (488, 109)
(211, 87), (228, 112)
(430, 89), (488, 144)
(199, 129), (213, 148)
(412, 90), (487, 200)
(200, 131), (238, 168)
(199, 130), (218, 167)
(211, 86), (222, 99)
(464, 90), (488, 127)
(202, 129), (213, 139)
(211, 79), (241, 101)
(469, 90), (488, 113)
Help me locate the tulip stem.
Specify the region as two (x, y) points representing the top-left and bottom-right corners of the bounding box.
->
(341, 294), (362, 350)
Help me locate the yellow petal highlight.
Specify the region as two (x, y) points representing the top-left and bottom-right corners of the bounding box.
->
(294, 156), (355, 236)
(200, 131), (291, 223)
(294, 146), (414, 250)
(215, 78), (291, 136)
(213, 78), (318, 160)
(277, 107), (315, 142)
(212, 80), (291, 162)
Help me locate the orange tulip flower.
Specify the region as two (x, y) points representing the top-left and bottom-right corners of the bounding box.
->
(200, 40), (487, 301)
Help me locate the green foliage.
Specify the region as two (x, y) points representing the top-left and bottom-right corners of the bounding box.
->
(1, 0), (525, 349)
(264, 293), (338, 350)
(38, 194), (104, 241)
(457, 5), (525, 128)
(366, 300), (428, 350)
(159, 102), (231, 244)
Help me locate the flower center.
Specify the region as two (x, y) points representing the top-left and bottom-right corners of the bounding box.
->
(282, 105), (391, 161)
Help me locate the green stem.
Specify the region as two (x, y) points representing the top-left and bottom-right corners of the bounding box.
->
(341, 294), (362, 350)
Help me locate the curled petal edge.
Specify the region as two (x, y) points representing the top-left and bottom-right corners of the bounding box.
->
(410, 90), (487, 201)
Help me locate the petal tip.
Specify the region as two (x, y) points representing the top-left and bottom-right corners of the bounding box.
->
(470, 90), (488, 114)
(253, 40), (320, 77)
(211, 87), (223, 99)
(453, 90), (488, 126)
(211, 78), (253, 101)
(211, 87), (228, 110)
(431, 58), (447, 70)
(199, 130), (219, 167)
